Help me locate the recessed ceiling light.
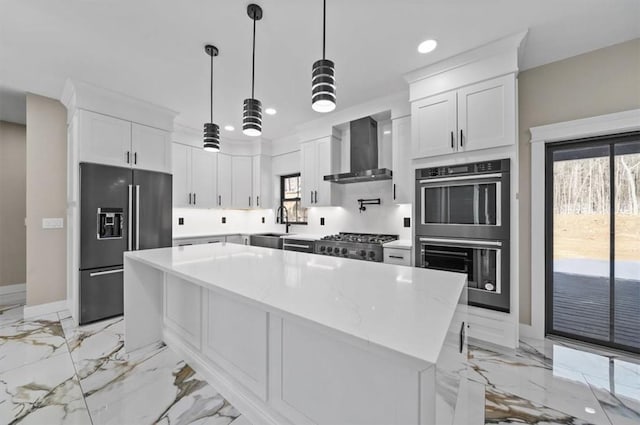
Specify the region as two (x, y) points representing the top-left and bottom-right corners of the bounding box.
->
(418, 39), (437, 54)
(224, 125), (235, 131)
(265, 107), (277, 115)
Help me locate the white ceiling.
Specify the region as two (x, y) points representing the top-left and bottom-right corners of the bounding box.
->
(0, 0), (638, 140)
(0, 86), (26, 124)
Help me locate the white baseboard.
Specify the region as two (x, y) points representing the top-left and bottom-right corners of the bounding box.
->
(23, 299), (68, 319)
(519, 323), (544, 341)
(0, 283), (26, 306)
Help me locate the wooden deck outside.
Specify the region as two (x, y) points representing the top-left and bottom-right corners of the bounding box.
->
(553, 272), (640, 350)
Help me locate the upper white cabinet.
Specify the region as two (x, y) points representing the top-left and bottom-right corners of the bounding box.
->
(132, 123), (171, 173)
(78, 110), (132, 167)
(77, 109), (172, 173)
(391, 115), (412, 204)
(252, 155), (272, 209)
(301, 136), (340, 208)
(217, 153), (233, 208)
(231, 156), (253, 209)
(411, 75), (516, 159)
(172, 144), (217, 208)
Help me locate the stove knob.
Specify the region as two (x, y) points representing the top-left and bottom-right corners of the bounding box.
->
(327, 247), (333, 253)
(319, 245), (326, 252)
(359, 250), (366, 257)
(368, 251), (376, 259)
(341, 248), (348, 255)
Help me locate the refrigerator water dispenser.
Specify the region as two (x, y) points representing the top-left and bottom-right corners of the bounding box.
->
(97, 208), (123, 239)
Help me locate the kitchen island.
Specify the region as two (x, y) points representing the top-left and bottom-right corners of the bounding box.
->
(124, 243), (468, 425)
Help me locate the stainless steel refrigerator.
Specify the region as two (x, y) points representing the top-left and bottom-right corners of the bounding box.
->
(79, 163), (172, 324)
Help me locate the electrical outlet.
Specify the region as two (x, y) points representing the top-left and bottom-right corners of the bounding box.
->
(261, 217), (265, 223)
(178, 217), (184, 225)
(222, 217), (226, 224)
(320, 217), (325, 226)
(404, 217), (411, 228)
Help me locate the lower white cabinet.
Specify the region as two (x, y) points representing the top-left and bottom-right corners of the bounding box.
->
(172, 235), (228, 247)
(383, 247), (412, 266)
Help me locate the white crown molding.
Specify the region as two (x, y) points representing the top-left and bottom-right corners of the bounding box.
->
(530, 109), (640, 144)
(61, 79), (178, 131)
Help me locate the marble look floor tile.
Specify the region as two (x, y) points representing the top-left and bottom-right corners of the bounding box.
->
(57, 309), (72, 321)
(585, 375), (640, 425)
(485, 387), (595, 424)
(0, 351), (91, 425)
(0, 315), (68, 374)
(0, 304), (24, 326)
(469, 344), (612, 424)
(228, 415), (252, 425)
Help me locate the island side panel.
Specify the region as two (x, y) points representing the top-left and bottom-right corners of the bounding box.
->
(269, 315), (426, 425)
(123, 256), (164, 352)
(164, 274), (202, 350)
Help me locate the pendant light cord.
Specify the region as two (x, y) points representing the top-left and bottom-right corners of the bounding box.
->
(251, 16), (256, 99)
(210, 53), (214, 122)
(322, 0), (326, 59)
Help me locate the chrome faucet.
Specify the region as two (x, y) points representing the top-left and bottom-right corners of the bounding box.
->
(276, 205), (291, 234)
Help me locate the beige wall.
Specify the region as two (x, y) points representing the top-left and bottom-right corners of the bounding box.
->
(518, 38), (640, 324)
(25, 94), (67, 306)
(0, 121), (27, 287)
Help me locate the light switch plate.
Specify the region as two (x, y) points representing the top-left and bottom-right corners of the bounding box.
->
(42, 218), (64, 229)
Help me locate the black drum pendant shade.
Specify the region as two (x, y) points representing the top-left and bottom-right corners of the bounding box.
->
(243, 4), (263, 137)
(312, 0), (336, 113)
(203, 44), (220, 152)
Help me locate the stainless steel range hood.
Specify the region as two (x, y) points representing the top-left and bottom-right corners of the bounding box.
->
(323, 116), (392, 184)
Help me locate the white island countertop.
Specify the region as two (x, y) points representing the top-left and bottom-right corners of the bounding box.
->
(125, 243), (466, 365)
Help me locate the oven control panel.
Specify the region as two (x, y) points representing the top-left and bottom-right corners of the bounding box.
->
(315, 243), (383, 262)
(416, 159), (509, 179)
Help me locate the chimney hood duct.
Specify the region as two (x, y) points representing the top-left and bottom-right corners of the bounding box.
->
(323, 116), (392, 184)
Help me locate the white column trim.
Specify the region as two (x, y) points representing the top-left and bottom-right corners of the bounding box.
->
(528, 108), (640, 340)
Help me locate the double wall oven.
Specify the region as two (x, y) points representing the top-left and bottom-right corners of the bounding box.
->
(415, 159), (510, 312)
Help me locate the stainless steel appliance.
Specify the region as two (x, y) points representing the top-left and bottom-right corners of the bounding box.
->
(415, 159), (510, 239)
(249, 233), (286, 249)
(315, 233), (398, 262)
(418, 237), (510, 312)
(282, 238), (316, 253)
(80, 163), (172, 324)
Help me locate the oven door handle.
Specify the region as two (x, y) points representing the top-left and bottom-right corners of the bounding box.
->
(419, 173), (503, 184)
(419, 237), (502, 247)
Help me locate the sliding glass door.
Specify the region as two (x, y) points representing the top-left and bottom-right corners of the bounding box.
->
(546, 133), (640, 353)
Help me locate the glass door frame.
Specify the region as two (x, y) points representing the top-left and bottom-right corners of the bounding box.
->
(545, 131), (640, 354)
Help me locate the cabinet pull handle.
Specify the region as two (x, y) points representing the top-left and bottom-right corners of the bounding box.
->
(389, 255), (405, 259)
(393, 184), (396, 200)
(218, 195), (221, 206)
(189, 193), (192, 205)
(460, 129), (464, 147)
(459, 322), (466, 353)
(315, 190), (318, 204)
(311, 190), (314, 204)
(257, 196), (260, 207)
(193, 193), (196, 205)
(126, 151), (130, 164)
(450, 131), (454, 149)
(249, 196), (251, 207)
(90, 268), (124, 277)
(134, 152), (137, 165)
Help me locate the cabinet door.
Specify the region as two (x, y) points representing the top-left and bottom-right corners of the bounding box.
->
(411, 91), (457, 158)
(314, 138), (336, 206)
(216, 153), (232, 208)
(191, 148), (217, 208)
(131, 123), (171, 173)
(252, 155), (272, 209)
(172, 144), (191, 207)
(300, 142), (316, 208)
(78, 110), (131, 167)
(457, 74), (515, 152)
(391, 116), (412, 204)
(232, 156), (253, 209)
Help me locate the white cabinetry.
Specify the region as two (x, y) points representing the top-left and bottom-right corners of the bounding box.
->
(77, 110), (171, 173)
(252, 155), (272, 209)
(217, 153), (232, 208)
(231, 156), (253, 209)
(172, 143), (217, 208)
(301, 136), (340, 208)
(411, 75), (515, 159)
(383, 247), (412, 266)
(391, 116), (412, 204)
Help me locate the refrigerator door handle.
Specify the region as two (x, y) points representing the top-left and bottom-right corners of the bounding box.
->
(89, 268), (124, 277)
(128, 185), (133, 251)
(135, 185), (140, 250)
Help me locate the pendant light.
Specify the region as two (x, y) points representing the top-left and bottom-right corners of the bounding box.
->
(203, 44), (220, 152)
(312, 0), (336, 113)
(243, 4), (263, 137)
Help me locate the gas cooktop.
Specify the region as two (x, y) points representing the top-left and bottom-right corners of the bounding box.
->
(316, 233), (398, 261)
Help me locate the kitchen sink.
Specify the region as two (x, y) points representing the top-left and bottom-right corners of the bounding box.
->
(249, 233), (287, 249)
